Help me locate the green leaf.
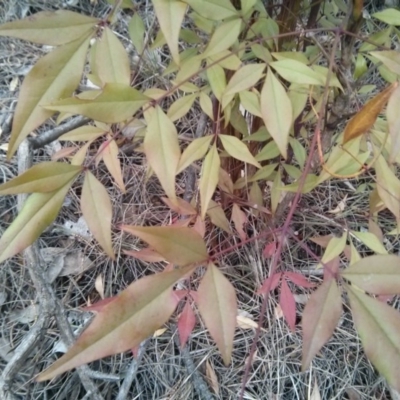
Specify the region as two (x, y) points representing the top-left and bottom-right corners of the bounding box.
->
(203, 19), (241, 58)
(351, 231), (388, 255)
(59, 125), (108, 141)
(183, 0), (238, 20)
(260, 68), (292, 159)
(36, 266), (195, 381)
(0, 10), (97, 45)
(374, 154), (400, 222)
(321, 233), (347, 265)
(0, 184), (71, 263)
(44, 83), (149, 123)
(255, 140), (280, 161)
(387, 84), (400, 163)
(7, 33), (92, 159)
(369, 51), (400, 76)
(200, 144), (220, 219)
(197, 263), (237, 365)
(346, 284), (400, 392)
(121, 225), (208, 266)
(239, 90), (262, 117)
(94, 27), (131, 86)
(0, 162), (81, 195)
(219, 135), (261, 168)
(129, 13), (145, 54)
(177, 135), (213, 174)
(270, 60), (323, 85)
(206, 200), (231, 233)
(167, 93), (197, 122)
(224, 64), (266, 97)
(372, 8), (400, 26)
(207, 64), (226, 102)
(341, 255), (400, 295)
(302, 279), (342, 370)
(199, 92), (214, 120)
(102, 139), (126, 193)
(81, 171), (114, 259)
(144, 106), (181, 201)
(152, 0), (187, 65)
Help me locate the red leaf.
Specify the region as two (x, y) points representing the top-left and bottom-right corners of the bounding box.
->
(302, 279), (342, 370)
(257, 272), (282, 295)
(178, 300), (196, 348)
(123, 248), (165, 263)
(262, 241), (277, 259)
(285, 272), (315, 288)
(280, 278), (296, 331)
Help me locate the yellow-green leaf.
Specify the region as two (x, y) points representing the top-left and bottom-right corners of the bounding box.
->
(177, 135), (213, 174)
(121, 225), (208, 266)
(206, 200), (231, 233)
(102, 139), (126, 193)
(386, 83), (400, 162)
(370, 51), (400, 76)
(183, 0), (238, 20)
(200, 144), (220, 219)
(271, 168), (281, 215)
(59, 125), (108, 142)
(167, 93), (197, 122)
(197, 263), (237, 365)
(342, 255), (400, 295)
(374, 154), (400, 222)
(224, 64), (266, 97)
(351, 231), (388, 254)
(144, 106), (181, 201)
(152, 0), (187, 65)
(255, 140), (280, 161)
(81, 171), (114, 259)
(128, 13), (145, 54)
(199, 92), (214, 120)
(346, 284), (400, 392)
(343, 83), (398, 144)
(302, 279), (342, 370)
(320, 232), (347, 265)
(270, 60), (323, 86)
(260, 68), (292, 159)
(0, 184), (71, 263)
(372, 8), (400, 26)
(7, 33), (92, 159)
(37, 266), (194, 381)
(219, 135), (261, 168)
(0, 162), (81, 195)
(239, 90), (262, 117)
(203, 19), (241, 59)
(94, 27), (131, 86)
(207, 64), (226, 102)
(0, 10), (97, 45)
(44, 83), (149, 123)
